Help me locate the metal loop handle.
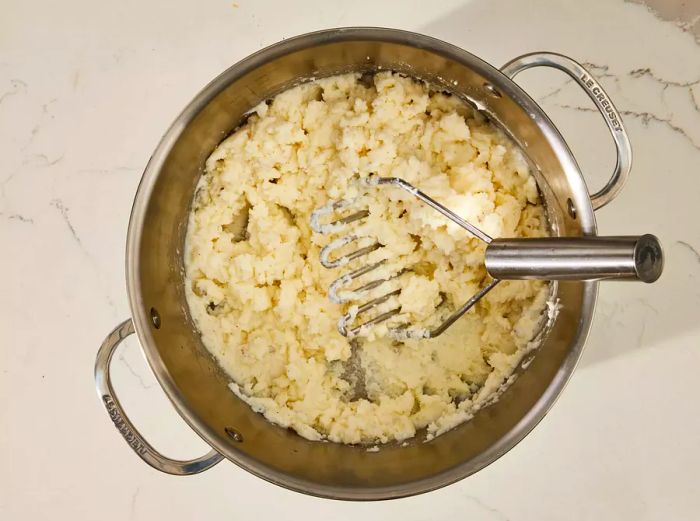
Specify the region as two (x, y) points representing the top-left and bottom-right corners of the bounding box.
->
(501, 52), (632, 210)
(95, 318), (224, 475)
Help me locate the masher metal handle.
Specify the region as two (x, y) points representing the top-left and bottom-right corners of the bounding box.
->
(485, 235), (663, 283)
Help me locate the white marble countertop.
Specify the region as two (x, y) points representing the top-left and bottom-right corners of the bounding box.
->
(2, 0), (699, 519)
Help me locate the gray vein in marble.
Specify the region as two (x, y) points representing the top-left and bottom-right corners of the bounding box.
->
(1, 158), (65, 202)
(625, 0), (700, 43)
(23, 98), (58, 150)
(463, 494), (509, 521)
(626, 67), (700, 127)
(118, 355), (153, 390)
(1, 212), (34, 224)
(0, 79), (27, 106)
(129, 486), (140, 520)
(539, 60), (700, 151)
(49, 198), (120, 315)
(636, 319), (648, 348)
(42, 99), (57, 118)
(691, 88), (700, 113)
(27, 125), (40, 146)
(554, 103), (700, 150)
(537, 61), (699, 121)
(23, 153), (65, 168)
(51, 199), (84, 248)
(677, 240), (700, 263)
(629, 67), (700, 88)
(582, 62), (618, 79)
(634, 298), (660, 315)
(52, 204), (121, 319)
(539, 79), (573, 102)
(3, 152), (64, 195)
(581, 62), (625, 91)
(616, 108), (699, 148)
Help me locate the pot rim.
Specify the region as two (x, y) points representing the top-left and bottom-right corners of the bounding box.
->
(125, 27), (598, 500)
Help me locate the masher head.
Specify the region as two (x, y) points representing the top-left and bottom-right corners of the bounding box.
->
(310, 176), (499, 339)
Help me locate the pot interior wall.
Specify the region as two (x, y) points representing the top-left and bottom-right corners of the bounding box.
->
(132, 31), (591, 498)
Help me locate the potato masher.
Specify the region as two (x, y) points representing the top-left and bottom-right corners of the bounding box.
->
(310, 176), (664, 339)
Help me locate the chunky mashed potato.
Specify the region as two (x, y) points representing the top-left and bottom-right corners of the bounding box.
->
(185, 72), (549, 444)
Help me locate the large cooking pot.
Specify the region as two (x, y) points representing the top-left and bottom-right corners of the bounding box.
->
(95, 28), (636, 499)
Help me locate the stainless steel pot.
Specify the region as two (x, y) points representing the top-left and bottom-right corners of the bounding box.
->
(95, 28), (635, 500)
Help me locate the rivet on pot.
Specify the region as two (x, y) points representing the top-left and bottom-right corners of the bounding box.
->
(567, 198), (577, 219)
(225, 427), (244, 443)
(483, 82), (502, 98)
(150, 307), (161, 329)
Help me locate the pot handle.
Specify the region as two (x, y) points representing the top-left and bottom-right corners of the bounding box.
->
(500, 52), (631, 211)
(94, 318), (224, 475)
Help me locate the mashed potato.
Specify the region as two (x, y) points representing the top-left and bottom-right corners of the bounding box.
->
(185, 72), (549, 444)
